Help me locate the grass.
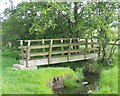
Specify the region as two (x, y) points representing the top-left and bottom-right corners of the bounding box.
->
(95, 65), (118, 94)
(93, 50), (118, 94)
(0, 50), (2, 95)
(1, 48), (119, 94)
(2, 49), (75, 94)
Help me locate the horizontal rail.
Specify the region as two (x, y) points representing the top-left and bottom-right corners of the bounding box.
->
(30, 52), (48, 57)
(20, 48), (99, 57)
(18, 38), (84, 42)
(18, 42), (98, 49)
(109, 43), (120, 46)
(28, 45), (49, 49)
(87, 48), (99, 51)
(18, 38), (98, 43)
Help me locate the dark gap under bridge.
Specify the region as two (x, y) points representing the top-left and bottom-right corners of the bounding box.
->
(13, 38), (100, 69)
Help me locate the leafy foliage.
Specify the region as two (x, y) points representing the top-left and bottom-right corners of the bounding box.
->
(2, 2), (118, 57)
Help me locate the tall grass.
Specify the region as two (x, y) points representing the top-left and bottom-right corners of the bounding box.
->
(94, 65), (118, 94)
(0, 51), (2, 95)
(94, 49), (118, 94)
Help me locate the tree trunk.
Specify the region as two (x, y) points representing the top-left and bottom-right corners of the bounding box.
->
(67, 18), (72, 38)
(73, 2), (78, 38)
(109, 38), (120, 59)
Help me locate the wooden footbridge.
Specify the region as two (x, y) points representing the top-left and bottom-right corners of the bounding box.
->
(13, 38), (100, 69)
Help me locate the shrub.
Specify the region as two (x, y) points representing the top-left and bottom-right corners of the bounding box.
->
(83, 63), (100, 75)
(64, 77), (78, 88)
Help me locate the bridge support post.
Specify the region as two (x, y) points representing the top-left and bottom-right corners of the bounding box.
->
(42, 39), (45, 58)
(91, 38), (94, 48)
(84, 39), (88, 59)
(26, 40), (31, 67)
(98, 46), (101, 58)
(67, 38), (72, 61)
(20, 40), (24, 61)
(78, 38), (80, 54)
(61, 38), (64, 56)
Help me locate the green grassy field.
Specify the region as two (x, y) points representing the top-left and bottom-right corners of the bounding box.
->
(1, 49), (75, 94)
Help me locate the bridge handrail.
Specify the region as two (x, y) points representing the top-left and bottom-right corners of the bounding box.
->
(18, 38), (99, 66)
(18, 38), (98, 42)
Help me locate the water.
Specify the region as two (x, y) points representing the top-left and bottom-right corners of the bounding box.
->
(53, 74), (99, 95)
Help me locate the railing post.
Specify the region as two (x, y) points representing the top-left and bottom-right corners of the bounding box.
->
(91, 38), (94, 48)
(78, 38), (80, 54)
(42, 39), (45, 57)
(26, 40), (31, 67)
(68, 38), (72, 61)
(48, 39), (53, 64)
(91, 38), (95, 52)
(97, 39), (101, 58)
(61, 38), (64, 56)
(74, 39), (77, 54)
(84, 39), (88, 59)
(98, 46), (101, 57)
(20, 40), (24, 61)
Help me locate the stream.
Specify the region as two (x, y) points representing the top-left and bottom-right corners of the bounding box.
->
(53, 74), (99, 95)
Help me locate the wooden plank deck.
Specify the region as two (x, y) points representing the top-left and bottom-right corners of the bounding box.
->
(13, 53), (98, 69)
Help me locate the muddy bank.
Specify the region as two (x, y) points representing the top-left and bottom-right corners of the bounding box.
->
(48, 76), (65, 89)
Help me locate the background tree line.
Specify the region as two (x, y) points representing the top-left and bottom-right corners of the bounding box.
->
(1, 1), (118, 62)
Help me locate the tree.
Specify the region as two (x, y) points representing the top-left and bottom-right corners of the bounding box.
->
(2, 2), (42, 47)
(2, 1), (118, 60)
(91, 2), (118, 63)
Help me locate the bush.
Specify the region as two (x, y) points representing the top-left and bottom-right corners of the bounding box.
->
(64, 77), (78, 88)
(83, 63), (100, 75)
(75, 68), (84, 82)
(64, 67), (84, 88)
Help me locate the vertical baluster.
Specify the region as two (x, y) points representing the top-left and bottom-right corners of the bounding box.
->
(68, 38), (72, 61)
(98, 39), (101, 58)
(78, 38), (80, 54)
(26, 40), (31, 67)
(42, 39), (45, 57)
(75, 38), (77, 54)
(48, 39), (53, 64)
(61, 38), (64, 56)
(20, 40), (24, 61)
(84, 39), (88, 59)
(91, 38), (95, 52)
(91, 38), (94, 48)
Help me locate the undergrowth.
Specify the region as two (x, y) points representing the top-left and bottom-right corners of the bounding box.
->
(93, 49), (118, 94)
